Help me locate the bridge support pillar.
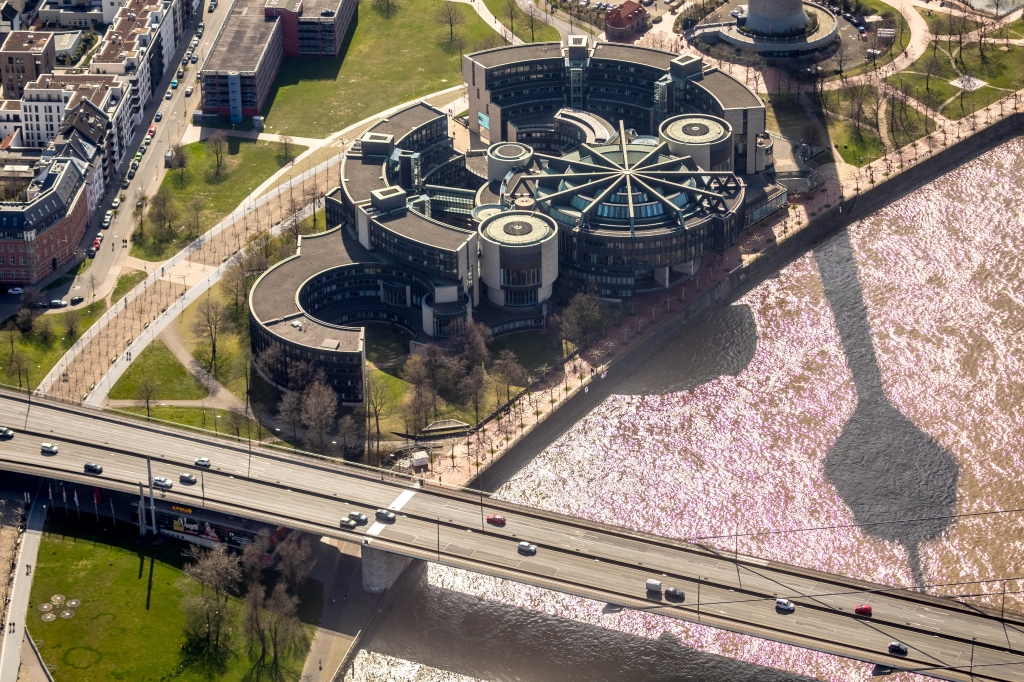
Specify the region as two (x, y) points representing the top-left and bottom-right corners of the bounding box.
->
(361, 544), (411, 593)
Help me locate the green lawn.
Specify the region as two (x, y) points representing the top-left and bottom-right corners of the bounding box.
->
(828, 119), (885, 165)
(955, 42), (1024, 90)
(941, 85), (1009, 119)
(885, 71), (959, 111)
(884, 100), (935, 149)
(111, 269), (147, 304)
(365, 323), (412, 366)
(0, 301), (107, 390)
(261, 0), (501, 137)
(30, 515), (316, 682)
(114, 406), (265, 441)
(108, 339), (208, 400)
(915, 6), (982, 35)
(992, 16), (1024, 39)
(131, 138), (306, 262)
(483, 0), (560, 44)
(762, 94), (823, 140)
(488, 329), (566, 374)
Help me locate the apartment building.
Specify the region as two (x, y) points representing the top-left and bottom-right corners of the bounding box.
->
(0, 31), (56, 99)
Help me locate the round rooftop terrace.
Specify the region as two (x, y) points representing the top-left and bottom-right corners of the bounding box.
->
(480, 211), (556, 247)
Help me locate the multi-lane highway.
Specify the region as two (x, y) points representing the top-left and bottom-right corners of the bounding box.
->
(0, 391), (1020, 681)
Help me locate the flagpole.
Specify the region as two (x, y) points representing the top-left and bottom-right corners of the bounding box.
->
(110, 498), (116, 528)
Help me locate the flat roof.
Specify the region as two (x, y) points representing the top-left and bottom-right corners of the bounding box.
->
(205, 0), (277, 74)
(26, 74), (118, 108)
(375, 209), (473, 251)
(592, 42), (673, 70)
(696, 69), (763, 110)
(1, 31), (53, 52)
(262, 316), (363, 352)
(367, 102), (444, 141)
(341, 152), (386, 205)
(250, 227), (376, 324)
(468, 42), (562, 68)
(301, 0), (344, 15)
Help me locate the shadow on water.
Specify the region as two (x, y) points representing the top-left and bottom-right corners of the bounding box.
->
(360, 564), (817, 682)
(616, 303), (758, 395)
(814, 229), (959, 589)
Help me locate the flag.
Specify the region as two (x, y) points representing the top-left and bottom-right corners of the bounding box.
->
(62, 485), (66, 504)
(73, 489), (79, 507)
(48, 484), (52, 502)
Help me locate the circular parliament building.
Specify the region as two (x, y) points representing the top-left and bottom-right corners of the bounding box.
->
(249, 37), (789, 401)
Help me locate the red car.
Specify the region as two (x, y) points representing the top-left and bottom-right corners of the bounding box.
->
(485, 514), (506, 526)
(148, 125), (156, 136)
(855, 604), (873, 617)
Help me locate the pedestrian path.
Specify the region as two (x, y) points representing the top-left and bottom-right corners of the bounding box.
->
(450, 0), (524, 45)
(0, 494), (45, 682)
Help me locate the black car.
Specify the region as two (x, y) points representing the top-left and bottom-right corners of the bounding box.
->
(665, 587), (685, 602)
(375, 509), (396, 522)
(70, 296), (84, 305)
(887, 641), (908, 656)
(84, 462), (103, 475)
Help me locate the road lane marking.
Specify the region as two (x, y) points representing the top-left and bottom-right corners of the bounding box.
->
(367, 488), (418, 536)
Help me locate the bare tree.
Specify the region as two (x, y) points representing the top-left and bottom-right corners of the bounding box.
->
(278, 390), (303, 440)
(182, 545), (240, 653)
(372, 0), (398, 17)
(364, 371), (394, 461)
(831, 41), (855, 82)
(133, 190), (149, 239)
(135, 377), (158, 418)
(187, 196), (204, 239)
(436, 2), (465, 47)
(226, 406), (247, 437)
(503, 0), (518, 41)
(300, 381), (337, 452)
(280, 135), (294, 163)
(87, 271), (98, 301)
(192, 297), (226, 375)
(275, 531), (315, 595)
(63, 308), (81, 338)
(170, 142), (187, 182)
(304, 184), (326, 232)
(459, 364), (486, 424)
(208, 130), (228, 176)
(337, 411), (364, 456)
(525, 3), (541, 42)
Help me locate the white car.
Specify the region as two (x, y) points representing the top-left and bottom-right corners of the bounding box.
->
(165, 90), (173, 100)
(112, 197), (121, 209)
(517, 541), (537, 555)
(152, 476), (173, 489)
(40, 442), (58, 454)
(194, 457), (211, 467)
(775, 598), (796, 612)
(6, 287), (22, 295)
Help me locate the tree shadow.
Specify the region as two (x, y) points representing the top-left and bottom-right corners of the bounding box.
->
(815, 228), (959, 590)
(615, 303), (758, 395)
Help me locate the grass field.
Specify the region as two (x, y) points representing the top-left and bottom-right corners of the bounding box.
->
(261, 0), (500, 137)
(110, 269), (147, 304)
(955, 42), (1024, 90)
(483, 0), (560, 43)
(114, 405), (266, 441)
(365, 323), (413, 366)
(489, 329), (566, 373)
(0, 301), (106, 390)
(828, 118), (885, 165)
(132, 138), (305, 262)
(30, 515), (317, 682)
(108, 339), (208, 400)
(915, 6), (982, 35)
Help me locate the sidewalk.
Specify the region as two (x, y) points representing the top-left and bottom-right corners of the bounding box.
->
(0, 496), (45, 682)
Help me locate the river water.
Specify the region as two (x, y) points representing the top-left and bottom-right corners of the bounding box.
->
(346, 137), (1024, 681)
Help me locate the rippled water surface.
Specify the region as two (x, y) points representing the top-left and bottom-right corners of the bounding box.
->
(349, 139), (1024, 681)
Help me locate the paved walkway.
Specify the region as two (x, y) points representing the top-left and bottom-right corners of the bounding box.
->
(0, 495), (44, 682)
(17, 636), (49, 682)
(179, 126), (328, 150)
(452, 0), (524, 44)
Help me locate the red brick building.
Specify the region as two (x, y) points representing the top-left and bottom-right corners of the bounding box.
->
(604, 0), (649, 40)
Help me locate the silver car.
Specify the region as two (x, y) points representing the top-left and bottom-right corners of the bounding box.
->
(40, 442), (58, 454)
(517, 541), (537, 555)
(775, 598), (796, 612)
(180, 473), (196, 484)
(152, 476), (173, 489)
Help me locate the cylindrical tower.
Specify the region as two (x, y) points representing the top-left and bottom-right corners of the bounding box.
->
(744, 0), (809, 34)
(478, 211), (558, 308)
(659, 114), (733, 172)
(486, 142), (533, 182)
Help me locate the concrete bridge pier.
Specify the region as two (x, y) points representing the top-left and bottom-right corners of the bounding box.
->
(361, 544), (411, 593)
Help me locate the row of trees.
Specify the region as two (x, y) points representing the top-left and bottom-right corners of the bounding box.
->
(180, 531), (314, 679)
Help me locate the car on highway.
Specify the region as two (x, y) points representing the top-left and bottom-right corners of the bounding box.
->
(103, 211), (112, 227)
(854, 604), (872, 616)
(645, 578), (662, 593)
(155, 111), (163, 122)
(84, 462), (103, 475)
(194, 457), (211, 467)
(665, 587), (685, 601)
(0, 426), (13, 437)
(152, 476), (173, 489)
(6, 287), (22, 295)
(485, 514), (506, 526)
(375, 509), (396, 522)
(40, 442), (58, 454)
(517, 541), (537, 555)
(348, 511), (368, 525)
(50, 299), (68, 308)
(775, 598), (796, 612)
(339, 518), (358, 530)
(165, 90), (173, 100)
(171, 79), (179, 89)
(185, 86), (194, 97)
(887, 641), (908, 656)
(70, 296), (84, 305)
(180, 473), (196, 484)
(191, 54), (199, 63)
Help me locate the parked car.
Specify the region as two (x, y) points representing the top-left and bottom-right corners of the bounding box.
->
(0, 426), (14, 437)
(121, 177), (130, 189)
(84, 462), (103, 475)
(112, 196), (121, 208)
(165, 90), (173, 100)
(375, 508), (396, 522)
(485, 514), (506, 526)
(181, 56), (189, 66)
(198, 20), (205, 28)
(348, 511), (368, 525)
(180, 473), (196, 484)
(194, 457), (211, 467)
(87, 247), (97, 258)
(127, 169), (136, 179)
(155, 111), (163, 122)
(152, 476), (173, 489)
(775, 598), (796, 612)
(208, 3), (215, 11)
(665, 587), (685, 601)
(887, 641), (908, 656)
(855, 604), (873, 617)
(177, 68), (184, 78)
(517, 541), (537, 555)
(191, 54), (199, 64)
(171, 79), (179, 89)
(95, 233), (103, 242)
(6, 287), (22, 295)
(185, 87), (194, 97)
(41, 442), (58, 454)
(70, 296), (83, 305)
(102, 211), (112, 227)
(50, 299), (68, 308)
(144, 135), (153, 145)
(339, 517), (358, 530)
